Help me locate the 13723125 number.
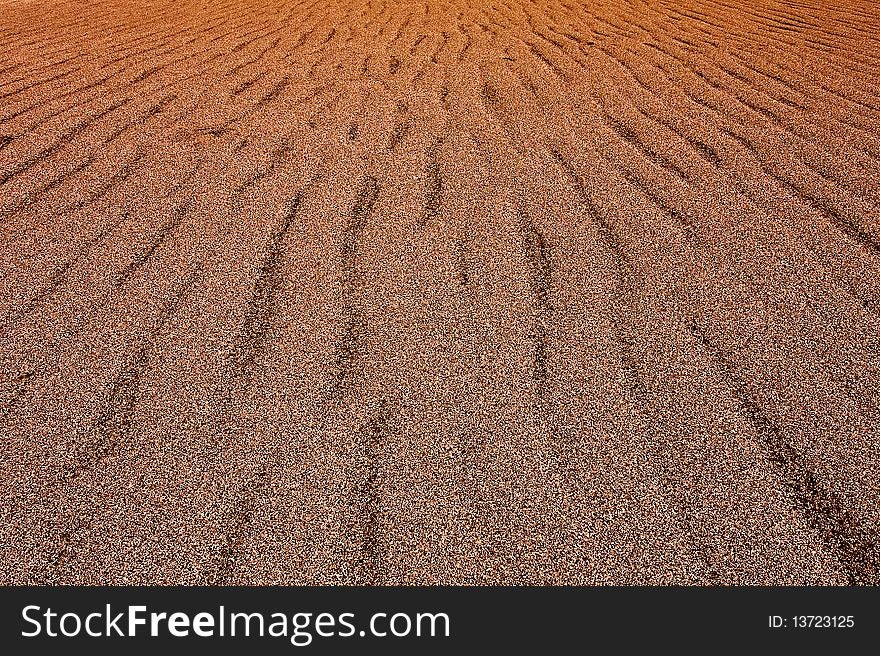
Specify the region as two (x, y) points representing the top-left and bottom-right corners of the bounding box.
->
(794, 616), (854, 628)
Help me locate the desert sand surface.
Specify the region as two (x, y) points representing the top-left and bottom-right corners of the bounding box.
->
(0, 0), (879, 585)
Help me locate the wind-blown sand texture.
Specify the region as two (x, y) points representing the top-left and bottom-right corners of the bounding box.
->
(1, 0), (879, 584)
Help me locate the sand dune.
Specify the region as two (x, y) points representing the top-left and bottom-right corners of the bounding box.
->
(1, 0), (879, 584)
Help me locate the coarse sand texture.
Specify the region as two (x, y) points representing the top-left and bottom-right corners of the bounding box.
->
(1, 0), (879, 585)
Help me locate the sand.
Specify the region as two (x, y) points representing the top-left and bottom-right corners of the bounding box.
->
(1, 0), (879, 585)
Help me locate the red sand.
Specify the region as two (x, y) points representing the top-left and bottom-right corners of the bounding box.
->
(1, 0), (879, 584)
